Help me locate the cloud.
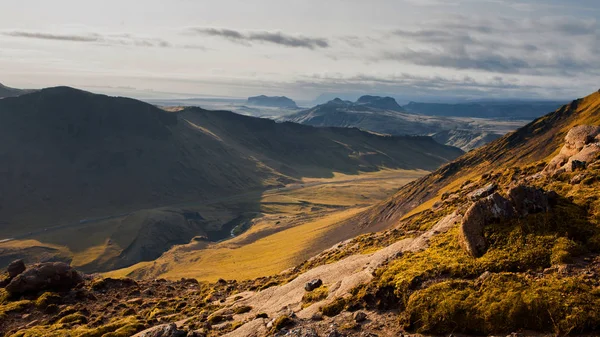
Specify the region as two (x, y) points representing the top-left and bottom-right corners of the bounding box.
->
(3, 31), (101, 42)
(187, 27), (329, 49)
(380, 15), (600, 76)
(2, 30), (185, 49)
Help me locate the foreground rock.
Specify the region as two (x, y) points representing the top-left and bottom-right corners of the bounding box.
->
(7, 259), (26, 278)
(5, 262), (83, 295)
(459, 185), (554, 257)
(545, 125), (600, 173)
(305, 279), (323, 292)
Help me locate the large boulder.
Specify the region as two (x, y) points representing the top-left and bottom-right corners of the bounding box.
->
(459, 193), (514, 258)
(546, 125), (600, 172)
(7, 259), (26, 278)
(5, 262), (83, 295)
(507, 185), (550, 216)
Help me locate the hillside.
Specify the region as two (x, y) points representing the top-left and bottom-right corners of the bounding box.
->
(2, 90), (600, 337)
(432, 129), (502, 151)
(0, 87), (462, 272)
(0, 83), (34, 99)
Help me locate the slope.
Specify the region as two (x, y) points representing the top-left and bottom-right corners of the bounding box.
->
(354, 89), (600, 230)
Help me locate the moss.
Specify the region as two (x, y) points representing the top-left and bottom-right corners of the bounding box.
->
(207, 313), (227, 324)
(35, 292), (62, 308)
(301, 286), (328, 308)
(233, 305), (252, 314)
(58, 313), (88, 325)
(551, 237), (581, 265)
(401, 273), (600, 335)
(272, 315), (293, 331)
(0, 300), (33, 319)
(320, 298), (346, 317)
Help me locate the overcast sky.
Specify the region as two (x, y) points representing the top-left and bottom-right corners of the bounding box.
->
(1, 0), (599, 102)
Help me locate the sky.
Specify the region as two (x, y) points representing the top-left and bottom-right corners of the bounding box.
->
(1, 0), (599, 102)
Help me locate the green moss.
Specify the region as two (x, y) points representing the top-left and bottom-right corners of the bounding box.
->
(0, 300), (33, 319)
(35, 292), (62, 309)
(58, 313), (88, 325)
(551, 237), (581, 265)
(272, 315), (293, 331)
(320, 298), (346, 317)
(402, 273), (600, 335)
(301, 286), (328, 308)
(11, 316), (145, 337)
(233, 305), (252, 314)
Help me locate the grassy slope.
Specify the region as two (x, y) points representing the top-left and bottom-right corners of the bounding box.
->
(352, 90), (600, 229)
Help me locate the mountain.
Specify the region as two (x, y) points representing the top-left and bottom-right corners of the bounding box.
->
(432, 129), (502, 151)
(282, 97), (524, 150)
(356, 95), (404, 111)
(4, 90), (600, 337)
(247, 95), (298, 109)
(0, 83), (34, 99)
(0, 87), (462, 270)
(282, 97), (445, 135)
(404, 100), (565, 119)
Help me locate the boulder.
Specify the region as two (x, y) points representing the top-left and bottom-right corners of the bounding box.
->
(133, 323), (186, 337)
(546, 125), (600, 172)
(305, 279), (323, 292)
(459, 193), (514, 257)
(507, 185), (550, 216)
(5, 262), (83, 295)
(467, 183), (497, 201)
(7, 259), (26, 278)
(354, 311), (368, 322)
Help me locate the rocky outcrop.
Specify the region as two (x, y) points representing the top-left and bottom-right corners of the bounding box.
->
(7, 259), (26, 278)
(545, 125), (600, 173)
(5, 262), (83, 295)
(459, 185), (554, 257)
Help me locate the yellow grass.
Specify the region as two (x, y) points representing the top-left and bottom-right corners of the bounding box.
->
(107, 207), (366, 281)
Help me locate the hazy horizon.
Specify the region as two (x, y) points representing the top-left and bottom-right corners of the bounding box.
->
(2, 0), (599, 101)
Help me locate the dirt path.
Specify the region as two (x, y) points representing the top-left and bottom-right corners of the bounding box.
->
(222, 211), (462, 337)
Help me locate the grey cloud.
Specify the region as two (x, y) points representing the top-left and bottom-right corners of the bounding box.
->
(3, 30), (179, 49)
(382, 15), (600, 76)
(188, 27), (329, 49)
(3, 31), (101, 42)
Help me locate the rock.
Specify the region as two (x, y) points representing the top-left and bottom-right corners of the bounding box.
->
(5, 262), (83, 295)
(133, 323), (186, 337)
(354, 311), (367, 322)
(467, 183), (497, 201)
(305, 279), (323, 291)
(546, 125), (600, 172)
(459, 193), (514, 257)
(478, 271), (492, 281)
(507, 185), (550, 216)
(570, 174), (586, 184)
(311, 312), (323, 321)
(569, 159), (587, 171)
(7, 259), (26, 278)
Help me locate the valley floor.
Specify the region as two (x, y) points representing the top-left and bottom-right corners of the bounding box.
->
(0, 169), (428, 280)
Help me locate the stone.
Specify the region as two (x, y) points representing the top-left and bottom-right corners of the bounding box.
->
(569, 159), (587, 171)
(311, 312), (323, 321)
(459, 193), (514, 257)
(546, 125), (600, 173)
(6, 262), (83, 295)
(570, 174), (586, 184)
(507, 185), (550, 216)
(133, 323), (187, 337)
(7, 259), (26, 278)
(354, 311), (368, 323)
(467, 183), (497, 201)
(305, 279), (323, 291)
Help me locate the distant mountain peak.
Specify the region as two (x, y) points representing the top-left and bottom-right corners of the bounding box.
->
(247, 95), (298, 109)
(356, 95), (403, 111)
